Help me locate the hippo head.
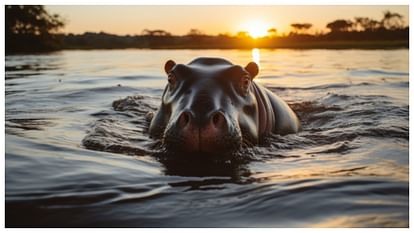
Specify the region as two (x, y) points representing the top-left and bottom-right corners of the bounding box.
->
(149, 57), (260, 154)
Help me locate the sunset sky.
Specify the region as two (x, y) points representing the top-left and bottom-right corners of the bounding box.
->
(46, 5), (409, 36)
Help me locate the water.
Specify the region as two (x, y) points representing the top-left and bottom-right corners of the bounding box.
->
(5, 49), (409, 227)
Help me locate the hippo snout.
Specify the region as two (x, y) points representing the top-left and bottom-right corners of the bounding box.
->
(164, 110), (240, 154)
(173, 110), (229, 153)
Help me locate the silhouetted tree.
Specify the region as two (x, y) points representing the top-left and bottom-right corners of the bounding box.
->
(217, 32), (231, 37)
(236, 31), (250, 38)
(290, 23), (312, 34)
(141, 29), (172, 36)
(267, 28), (277, 37)
(381, 10), (404, 30)
(186, 29), (204, 36)
(6, 5), (65, 53)
(354, 17), (381, 31)
(326, 19), (353, 32)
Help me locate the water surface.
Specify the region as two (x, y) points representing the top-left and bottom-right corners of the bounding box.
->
(5, 49), (409, 227)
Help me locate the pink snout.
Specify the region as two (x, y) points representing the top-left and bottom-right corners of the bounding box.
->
(177, 111), (227, 153)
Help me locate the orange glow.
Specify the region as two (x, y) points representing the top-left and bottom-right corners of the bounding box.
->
(242, 21), (270, 38)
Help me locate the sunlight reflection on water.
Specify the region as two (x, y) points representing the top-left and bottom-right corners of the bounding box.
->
(252, 48), (261, 67)
(252, 48), (263, 84)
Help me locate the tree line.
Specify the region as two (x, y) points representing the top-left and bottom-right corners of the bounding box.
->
(288, 10), (405, 34)
(5, 6), (409, 53)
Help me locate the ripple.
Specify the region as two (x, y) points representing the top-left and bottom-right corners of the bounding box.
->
(347, 69), (408, 77)
(269, 82), (373, 91)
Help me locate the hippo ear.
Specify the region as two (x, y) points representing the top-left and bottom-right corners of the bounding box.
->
(164, 60), (176, 74)
(245, 62), (259, 79)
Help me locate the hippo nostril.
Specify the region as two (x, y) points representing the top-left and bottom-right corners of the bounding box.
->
(183, 113), (190, 124)
(211, 112), (225, 128)
(212, 113), (220, 125)
(178, 111), (192, 127)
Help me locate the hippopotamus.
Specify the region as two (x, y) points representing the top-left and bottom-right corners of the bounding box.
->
(149, 57), (300, 154)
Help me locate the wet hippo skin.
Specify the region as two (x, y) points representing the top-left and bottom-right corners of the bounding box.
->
(149, 57), (300, 154)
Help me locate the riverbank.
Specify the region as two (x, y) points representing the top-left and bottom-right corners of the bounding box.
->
(49, 40), (408, 52)
(139, 40), (409, 50)
(6, 41), (408, 55)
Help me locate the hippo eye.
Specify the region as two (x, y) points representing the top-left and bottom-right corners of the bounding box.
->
(239, 75), (251, 96)
(167, 73), (176, 86)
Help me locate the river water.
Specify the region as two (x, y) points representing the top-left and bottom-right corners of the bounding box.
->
(5, 49), (409, 227)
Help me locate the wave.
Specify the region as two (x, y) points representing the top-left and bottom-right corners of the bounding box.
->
(347, 69), (408, 77)
(117, 75), (163, 80)
(268, 82), (374, 91)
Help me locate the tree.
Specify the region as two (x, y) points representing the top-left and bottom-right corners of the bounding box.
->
(6, 5), (65, 53)
(326, 20), (353, 32)
(217, 32), (231, 37)
(354, 17), (381, 31)
(236, 31), (250, 38)
(141, 29), (172, 36)
(267, 28), (277, 37)
(381, 10), (404, 30)
(290, 23), (312, 34)
(186, 29), (204, 36)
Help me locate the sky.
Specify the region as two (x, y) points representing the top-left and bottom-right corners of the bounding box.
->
(46, 5), (409, 36)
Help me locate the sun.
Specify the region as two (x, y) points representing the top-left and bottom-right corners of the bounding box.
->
(243, 21), (270, 38)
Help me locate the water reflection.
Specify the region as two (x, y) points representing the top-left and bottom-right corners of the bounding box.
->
(252, 48), (260, 67)
(5, 53), (64, 80)
(155, 153), (252, 181)
(311, 214), (408, 227)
